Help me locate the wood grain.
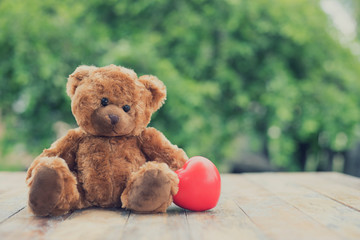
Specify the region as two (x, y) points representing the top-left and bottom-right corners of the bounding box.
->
(245, 173), (360, 240)
(280, 172), (360, 211)
(0, 172), (27, 223)
(1, 172), (360, 240)
(185, 175), (268, 240)
(45, 208), (129, 240)
(317, 172), (360, 191)
(122, 205), (188, 240)
(229, 174), (342, 240)
(0, 172), (27, 193)
(0, 207), (69, 239)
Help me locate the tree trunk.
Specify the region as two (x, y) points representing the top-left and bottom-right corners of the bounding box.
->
(325, 149), (334, 171)
(262, 135), (270, 161)
(344, 145), (360, 177)
(296, 142), (309, 171)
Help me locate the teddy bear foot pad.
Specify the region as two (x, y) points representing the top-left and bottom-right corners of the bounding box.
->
(29, 166), (62, 216)
(122, 168), (174, 213)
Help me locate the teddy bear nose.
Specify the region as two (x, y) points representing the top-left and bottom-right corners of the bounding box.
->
(108, 114), (119, 125)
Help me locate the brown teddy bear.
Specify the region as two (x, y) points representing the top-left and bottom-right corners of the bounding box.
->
(26, 64), (188, 216)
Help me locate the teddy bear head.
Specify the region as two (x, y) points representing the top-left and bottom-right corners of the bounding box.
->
(66, 64), (166, 136)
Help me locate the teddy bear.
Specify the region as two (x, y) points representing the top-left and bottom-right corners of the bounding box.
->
(25, 64), (188, 216)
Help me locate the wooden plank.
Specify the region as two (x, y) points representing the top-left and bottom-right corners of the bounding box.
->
(0, 172), (27, 223)
(122, 204), (189, 240)
(318, 172), (360, 190)
(245, 173), (360, 240)
(0, 207), (70, 239)
(0, 189), (27, 223)
(45, 208), (129, 239)
(281, 172), (360, 211)
(185, 175), (268, 240)
(1, 172), (360, 240)
(0, 172), (27, 194)
(185, 198), (268, 240)
(228, 174), (343, 240)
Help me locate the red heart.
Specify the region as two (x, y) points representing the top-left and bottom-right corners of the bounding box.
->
(173, 156), (221, 211)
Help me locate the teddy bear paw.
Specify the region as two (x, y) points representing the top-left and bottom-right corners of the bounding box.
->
(29, 166), (62, 216)
(121, 167), (176, 213)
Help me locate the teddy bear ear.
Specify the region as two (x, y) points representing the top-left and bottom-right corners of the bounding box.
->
(138, 75), (167, 111)
(67, 65), (96, 98)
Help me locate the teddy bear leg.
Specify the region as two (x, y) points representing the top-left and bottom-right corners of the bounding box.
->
(27, 157), (86, 216)
(121, 162), (179, 213)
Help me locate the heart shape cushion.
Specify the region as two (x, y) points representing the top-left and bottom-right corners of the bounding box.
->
(173, 156), (221, 211)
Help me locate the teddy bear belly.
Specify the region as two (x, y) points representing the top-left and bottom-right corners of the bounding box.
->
(76, 138), (146, 207)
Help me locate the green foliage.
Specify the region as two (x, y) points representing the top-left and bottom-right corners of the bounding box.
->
(1, 0), (360, 171)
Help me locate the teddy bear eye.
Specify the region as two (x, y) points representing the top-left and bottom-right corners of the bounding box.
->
(122, 105), (130, 112)
(101, 98), (109, 106)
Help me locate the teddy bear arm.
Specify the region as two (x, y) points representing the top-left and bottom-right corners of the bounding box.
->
(26, 128), (84, 183)
(140, 127), (188, 171)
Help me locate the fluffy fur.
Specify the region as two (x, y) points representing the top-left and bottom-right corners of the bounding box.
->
(26, 64), (188, 216)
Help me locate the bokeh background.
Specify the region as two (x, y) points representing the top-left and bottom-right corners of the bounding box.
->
(1, 0), (360, 175)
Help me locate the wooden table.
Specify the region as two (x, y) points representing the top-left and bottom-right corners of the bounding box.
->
(1, 172), (360, 240)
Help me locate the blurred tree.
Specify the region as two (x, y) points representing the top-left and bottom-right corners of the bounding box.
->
(1, 0), (360, 172)
(0, 0), (109, 153)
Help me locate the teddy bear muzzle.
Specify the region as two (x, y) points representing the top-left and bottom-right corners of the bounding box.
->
(90, 105), (135, 136)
